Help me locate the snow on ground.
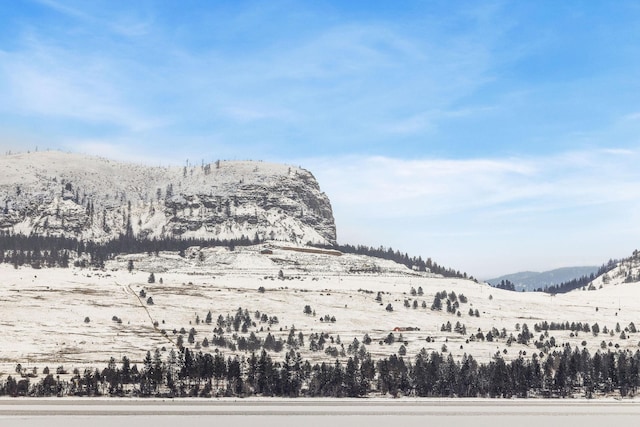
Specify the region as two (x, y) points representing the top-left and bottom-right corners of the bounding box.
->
(1, 244), (639, 377)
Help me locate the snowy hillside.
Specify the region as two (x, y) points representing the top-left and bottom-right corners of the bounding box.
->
(0, 151), (336, 245)
(3, 243), (640, 381)
(584, 251), (640, 291)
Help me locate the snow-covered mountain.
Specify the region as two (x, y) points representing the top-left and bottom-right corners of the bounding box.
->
(0, 151), (336, 244)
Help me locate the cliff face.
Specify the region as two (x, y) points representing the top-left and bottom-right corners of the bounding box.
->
(0, 151), (336, 244)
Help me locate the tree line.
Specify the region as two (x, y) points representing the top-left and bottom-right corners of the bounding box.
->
(494, 279), (516, 291)
(0, 233), (470, 280)
(0, 233), (261, 269)
(313, 243), (471, 280)
(4, 346), (640, 398)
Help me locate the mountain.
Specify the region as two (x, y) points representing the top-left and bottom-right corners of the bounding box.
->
(0, 151), (336, 245)
(487, 266), (599, 291)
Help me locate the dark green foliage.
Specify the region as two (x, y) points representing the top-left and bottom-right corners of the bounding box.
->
(0, 234), (262, 270)
(7, 345), (640, 398)
(494, 280), (515, 291)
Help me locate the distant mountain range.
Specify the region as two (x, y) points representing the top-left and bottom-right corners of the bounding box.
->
(487, 266), (599, 291)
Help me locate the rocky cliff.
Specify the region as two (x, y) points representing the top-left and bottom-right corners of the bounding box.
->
(0, 151), (336, 244)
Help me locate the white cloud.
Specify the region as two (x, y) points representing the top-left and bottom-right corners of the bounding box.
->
(381, 106), (499, 135)
(301, 148), (640, 277)
(305, 155), (541, 218)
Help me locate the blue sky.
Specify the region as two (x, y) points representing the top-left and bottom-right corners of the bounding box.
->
(2, 0), (640, 278)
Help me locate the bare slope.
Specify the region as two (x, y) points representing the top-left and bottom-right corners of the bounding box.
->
(0, 151), (336, 245)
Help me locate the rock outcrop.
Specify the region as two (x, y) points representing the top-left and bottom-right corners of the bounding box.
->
(0, 151), (336, 244)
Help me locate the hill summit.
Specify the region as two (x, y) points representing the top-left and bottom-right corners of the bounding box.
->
(0, 151), (336, 244)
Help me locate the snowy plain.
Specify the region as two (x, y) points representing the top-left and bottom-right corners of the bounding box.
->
(1, 243), (640, 378)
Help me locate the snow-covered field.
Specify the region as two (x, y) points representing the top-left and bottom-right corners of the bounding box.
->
(1, 244), (640, 377)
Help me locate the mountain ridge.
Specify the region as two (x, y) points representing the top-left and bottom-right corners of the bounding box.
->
(487, 266), (599, 291)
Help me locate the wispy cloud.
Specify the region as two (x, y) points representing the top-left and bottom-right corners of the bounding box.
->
(32, 0), (153, 37)
(32, 0), (89, 20)
(0, 35), (165, 132)
(621, 112), (640, 122)
(310, 149), (640, 217)
(380, 106), (497, 135)
(222, 105), (297, 123)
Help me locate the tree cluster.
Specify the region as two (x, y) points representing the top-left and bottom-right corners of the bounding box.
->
(5, 346), (640, 398)
(494, 280), (516, 291)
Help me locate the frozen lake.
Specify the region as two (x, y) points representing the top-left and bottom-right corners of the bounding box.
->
(1, 399), (640, 427)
